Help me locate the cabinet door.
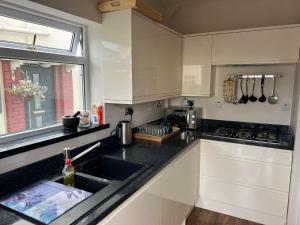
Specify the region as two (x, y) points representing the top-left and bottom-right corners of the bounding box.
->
(110, 177), (161, 225)
(102, 9), (133, 103)
(199, 140), (292, 224)
(182, 35), (213, 97)
(132, 11), (182, 102)
(161, 144), (199, 225)
(212, 26), (300, 65)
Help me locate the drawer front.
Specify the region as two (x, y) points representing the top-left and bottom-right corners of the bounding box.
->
(200, 177), (289, 217)
(201, 140), (292, 166)
(200, 154), (291, 192)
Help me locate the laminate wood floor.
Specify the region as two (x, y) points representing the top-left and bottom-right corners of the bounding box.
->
(186, 208), (263, 225)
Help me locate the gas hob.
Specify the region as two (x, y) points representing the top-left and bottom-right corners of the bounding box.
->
(208, 127), (281, 144)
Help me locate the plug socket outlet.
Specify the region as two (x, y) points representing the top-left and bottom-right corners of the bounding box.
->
(125, 107), (134, 116)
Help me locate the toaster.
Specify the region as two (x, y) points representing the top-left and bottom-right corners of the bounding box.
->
(165, 107), (202, 130)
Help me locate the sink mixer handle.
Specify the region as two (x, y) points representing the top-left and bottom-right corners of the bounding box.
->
(63, 142), (101, 163)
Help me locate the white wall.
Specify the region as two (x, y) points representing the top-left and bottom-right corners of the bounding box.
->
(170, 64), (296, 125)
(287, 62), (300, 225)
(0, 0), (164, 173)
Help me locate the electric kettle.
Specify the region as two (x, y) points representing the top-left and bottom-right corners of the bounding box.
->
(116, 120), (132, 146)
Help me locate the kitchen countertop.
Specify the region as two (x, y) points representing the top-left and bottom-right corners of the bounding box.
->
(0, 131), (199, 225)
(200, 119), (294, 150)
(0, 119), (294, 225)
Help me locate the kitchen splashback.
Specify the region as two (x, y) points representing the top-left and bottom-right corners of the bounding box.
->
(170, 64), (296, 125)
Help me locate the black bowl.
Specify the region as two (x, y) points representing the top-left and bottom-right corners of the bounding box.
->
(62, 116), (80, 130)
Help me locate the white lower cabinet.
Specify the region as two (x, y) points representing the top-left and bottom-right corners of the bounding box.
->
(110, 176), (161, 225)
(161, 143), (199, 225)
(197, 139), (293, 225)
(98, 142), (200, 225)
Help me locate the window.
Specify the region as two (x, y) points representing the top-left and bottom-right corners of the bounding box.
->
(0, 4), (88, 142)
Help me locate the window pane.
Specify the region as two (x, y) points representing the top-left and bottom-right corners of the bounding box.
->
(0, 15), (74, 51)
(0, 59), (84, 136)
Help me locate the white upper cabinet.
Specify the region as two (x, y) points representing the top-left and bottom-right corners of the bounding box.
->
(212, 26), (300, 65)
(102, 9), (182, 104)
(182, 35), (214, 97)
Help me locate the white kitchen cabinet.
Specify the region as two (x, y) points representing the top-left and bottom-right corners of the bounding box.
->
(102, 9), (182, 104)
(198, 139), (293, 225)
(182, 35), (214, 97)
(97, 218), (110, 225)
(98, 142), (200, 225)
(212, 26), (300, 65)
(109, 177), (161, 225)
(161, 143), (199, 225)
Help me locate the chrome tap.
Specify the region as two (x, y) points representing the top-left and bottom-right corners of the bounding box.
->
(64, 142), (101, 162)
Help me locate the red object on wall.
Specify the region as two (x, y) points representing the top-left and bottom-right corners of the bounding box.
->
(2, 61), (26, 133)
(54, 65), (74, 122)
(98, 105), (103, 125)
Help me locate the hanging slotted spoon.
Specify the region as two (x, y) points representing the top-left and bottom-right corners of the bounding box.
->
(249, 78), (257, 102)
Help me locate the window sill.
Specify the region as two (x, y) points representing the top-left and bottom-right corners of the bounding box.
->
(0, 124), (110, 159)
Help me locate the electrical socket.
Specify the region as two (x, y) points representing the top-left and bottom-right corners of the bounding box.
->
(156, 101), (162, 108)
(125, 107), (134, 116)
(281, 103), (291, 112)
(215, 101), (223, 108)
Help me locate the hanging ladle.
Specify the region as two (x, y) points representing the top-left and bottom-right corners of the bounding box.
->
(249, 78), (257, 102)
(259, 75), (266, 103)
(268, 76), (279, 104)
(239, 78), (246, 104)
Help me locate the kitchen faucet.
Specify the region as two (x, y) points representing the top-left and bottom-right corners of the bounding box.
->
(63, 142), (101, 162)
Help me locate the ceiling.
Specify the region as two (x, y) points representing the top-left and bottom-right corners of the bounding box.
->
(30, 0), (300, 35)
(146, 0), (300, 34)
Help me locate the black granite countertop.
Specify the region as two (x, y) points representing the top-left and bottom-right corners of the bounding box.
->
(0, 119), (294, 225)
(0, 132), (199, 225)
(199, 119), (294, 150)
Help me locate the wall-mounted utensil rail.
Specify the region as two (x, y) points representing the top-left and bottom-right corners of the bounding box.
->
(227, 74), (282, 79)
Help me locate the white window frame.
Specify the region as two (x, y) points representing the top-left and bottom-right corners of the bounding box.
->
(0, 2), (90, 144)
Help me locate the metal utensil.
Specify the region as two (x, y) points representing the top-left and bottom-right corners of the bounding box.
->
(244, 77), (249, 104)
(239, 78), (246, 104)
(268, 77), (279, 104)
(232, 78), (239, 105)
(259, 75), (266, 103)
(249, 78), (257, 102)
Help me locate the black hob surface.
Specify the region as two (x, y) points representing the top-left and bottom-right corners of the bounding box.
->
(209, 127), (281, 144)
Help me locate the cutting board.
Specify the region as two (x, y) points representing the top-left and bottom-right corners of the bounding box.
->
(98, 0), (162, 22)
(133, 127), (180, 143)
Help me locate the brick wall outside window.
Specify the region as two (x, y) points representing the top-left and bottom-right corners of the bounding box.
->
(1, 62), (74, 133)
(2, 61), (26, 133)
(54, 65), (74, 122)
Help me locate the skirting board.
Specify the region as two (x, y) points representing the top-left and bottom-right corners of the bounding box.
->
(196, 197), (286, 225)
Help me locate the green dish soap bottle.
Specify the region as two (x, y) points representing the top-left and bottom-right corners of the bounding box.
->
(62, 159), (75, 187)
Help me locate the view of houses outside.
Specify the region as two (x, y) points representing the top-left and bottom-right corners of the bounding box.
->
(0, 15), (84, 136)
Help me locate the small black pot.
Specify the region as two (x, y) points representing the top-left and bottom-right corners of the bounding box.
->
(62, 116), (80, 130)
